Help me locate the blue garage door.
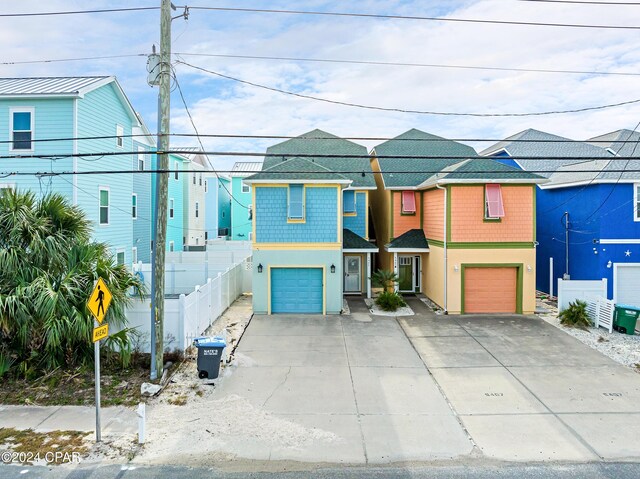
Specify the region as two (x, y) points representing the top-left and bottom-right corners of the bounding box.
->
(271, 268), (323, 314)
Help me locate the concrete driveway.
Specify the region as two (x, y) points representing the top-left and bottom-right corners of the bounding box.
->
(209, 296), (640, 465)
(401, 296), (640, 462)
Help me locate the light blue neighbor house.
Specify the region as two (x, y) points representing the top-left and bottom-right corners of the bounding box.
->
(0, 76), (145, 266)
(230, 161), (262, 241)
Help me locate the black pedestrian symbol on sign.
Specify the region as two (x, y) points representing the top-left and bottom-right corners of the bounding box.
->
(96, 286), (105, 317)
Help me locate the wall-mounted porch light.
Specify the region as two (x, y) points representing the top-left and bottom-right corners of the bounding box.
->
(330, 264), (336, 273)
(257, 263), (263, 273)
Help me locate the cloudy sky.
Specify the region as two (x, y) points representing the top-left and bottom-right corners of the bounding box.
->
(2, 0), (640, 170)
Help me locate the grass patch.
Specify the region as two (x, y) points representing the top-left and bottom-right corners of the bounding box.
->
(168, 395), (188, 406)
(0, 428), (89, 465)
(0, 353), (152, 407)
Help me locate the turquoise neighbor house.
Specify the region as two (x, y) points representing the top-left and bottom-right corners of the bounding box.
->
(230, 161), (262, 241)
(245, 130), (377, 315)
(0, 76), (143, 266)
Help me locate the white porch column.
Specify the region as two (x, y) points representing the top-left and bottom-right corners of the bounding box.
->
(366, 253), (372, 299)
(393, 252), (398, 292)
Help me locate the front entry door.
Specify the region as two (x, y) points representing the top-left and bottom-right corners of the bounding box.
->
(344, 256), (361, 293)
(399, 255), (420, 292)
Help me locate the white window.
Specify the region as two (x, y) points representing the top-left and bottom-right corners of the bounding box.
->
(138, 147), (145, 170)
(169, 198), (174, 218)
(242, 182), (250, 193)
(116, 125), (124, 148)
(99, 187), (109, 225)
(195, 201), (199, 218)
(174, 161), (179, 180)
(10, 107), (34, 152)
(132, 194), (138, 219)
(0, 183), (15, 192)
(635, 183), (640, 222)
(116, 250), (125, 265)
(132, 247), (138, 265)
(169, 241), (175, 252)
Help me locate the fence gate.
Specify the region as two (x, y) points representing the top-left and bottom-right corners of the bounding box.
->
(586, 296), (614, 333)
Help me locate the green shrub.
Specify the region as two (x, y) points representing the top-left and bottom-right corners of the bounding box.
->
(371, 269), (399, 293)
(375, 291), (407, 312)
(558, 300), (592, 330)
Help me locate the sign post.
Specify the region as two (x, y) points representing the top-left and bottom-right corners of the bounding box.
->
(87, 277), (113, 442)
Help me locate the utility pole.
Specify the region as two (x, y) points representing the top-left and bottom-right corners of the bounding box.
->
(151, 0), (172, 379)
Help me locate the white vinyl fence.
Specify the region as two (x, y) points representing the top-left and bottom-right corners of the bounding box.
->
(557, 278), (607, 312)
(586, 296), (615, 333)
(125, 259), (249, 352)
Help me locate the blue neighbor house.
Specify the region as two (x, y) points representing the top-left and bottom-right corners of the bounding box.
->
(482, 129), (640, 307)
(230, 161), (262, 241)
(0, 76), (142, 266)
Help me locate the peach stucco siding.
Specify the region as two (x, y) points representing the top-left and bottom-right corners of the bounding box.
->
(423, 188), (444, 241)
(392, 191), (421, 238)
(450, 185), (534, 243)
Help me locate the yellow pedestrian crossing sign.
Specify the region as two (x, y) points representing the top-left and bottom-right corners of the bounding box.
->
(88, 277), (112, 324)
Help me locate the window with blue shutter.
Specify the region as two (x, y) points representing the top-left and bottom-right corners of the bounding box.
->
(343, 190), (356, 214)
(288, 184), (304, 220)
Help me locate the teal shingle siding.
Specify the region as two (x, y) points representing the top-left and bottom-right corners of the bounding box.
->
(231, 176), (252, 240)
(218, 177), (231, 233)
(77, 83), (134, 264)
(343, 191), (366, 238)
(0, 98), (73, 197)
(255, 186), (338, 243)
(133, 140), (152, 263)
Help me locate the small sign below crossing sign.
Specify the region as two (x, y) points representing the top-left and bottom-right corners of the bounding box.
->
(88, 277), (112, 324)
(92, 324), (109, 343)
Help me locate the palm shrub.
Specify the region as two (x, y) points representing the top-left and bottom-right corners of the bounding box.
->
(558, 300), (592, 330)
(375, 290), (407, 312)
(0, 190), (144, 377)
(371, 269), (399, 293)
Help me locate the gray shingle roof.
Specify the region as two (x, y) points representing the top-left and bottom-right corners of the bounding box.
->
(373, 129), (477, 187)
(480, 129), (611, 178)
(387, 229), (429, 250)
(263, 129), (375, 188)
(248, 156), (350, 182)
(343, 229), (377, 250)
(0, 76), (110, 96)
(444, 158), (543, 181)
(585, 129), (640, 181)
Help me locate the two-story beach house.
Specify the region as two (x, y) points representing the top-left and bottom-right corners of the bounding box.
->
(230, 162), (262, 241)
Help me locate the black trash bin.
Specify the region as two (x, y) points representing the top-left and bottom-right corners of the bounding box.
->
(193, 336), (226, 379)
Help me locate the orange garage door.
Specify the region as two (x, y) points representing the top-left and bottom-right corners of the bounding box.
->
(464, 267), (517, 314)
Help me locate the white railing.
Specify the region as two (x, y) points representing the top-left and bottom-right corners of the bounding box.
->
(557, 278), (607, 312)
(586, 296), (614, 333)
(125, 258), (250, 352)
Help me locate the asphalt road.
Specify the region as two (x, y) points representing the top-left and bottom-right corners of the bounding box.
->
(1, 463), (640, 479)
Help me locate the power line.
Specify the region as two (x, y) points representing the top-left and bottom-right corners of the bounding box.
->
(516, 0), (640, 5)
(172, 67), (250, 210)
(0, 54), (148, 66)
(3, 51), (638, 77)
(8, 132), (640, 145)
(185, 5), (640, 30)
(173, 52), (640, 77)
(5, 150), (640, 161)
(176, 60), (640, 117)
(0, 7), (158, 17)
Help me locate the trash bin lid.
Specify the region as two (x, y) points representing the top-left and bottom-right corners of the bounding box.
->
(193, 336), (226, 348)
(615, 304), (640, 311)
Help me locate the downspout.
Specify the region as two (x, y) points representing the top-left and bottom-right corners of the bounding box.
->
(436, 184), (448, 314)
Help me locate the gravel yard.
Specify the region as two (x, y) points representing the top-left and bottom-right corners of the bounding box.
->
(538, 299), (640, 370)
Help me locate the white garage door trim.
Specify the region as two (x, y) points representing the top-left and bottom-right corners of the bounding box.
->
(613, 263), (640, 306)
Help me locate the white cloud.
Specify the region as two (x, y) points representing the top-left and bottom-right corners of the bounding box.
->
(3, 0), (640, 171)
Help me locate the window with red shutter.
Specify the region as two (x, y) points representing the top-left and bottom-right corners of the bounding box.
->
(401, 191), (416, 214)
(485, 184), (505, 219)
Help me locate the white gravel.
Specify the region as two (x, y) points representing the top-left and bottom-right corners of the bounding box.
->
(538, 302), (640, 370)
(364, 298), (414, 316)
